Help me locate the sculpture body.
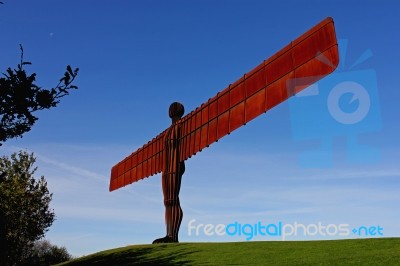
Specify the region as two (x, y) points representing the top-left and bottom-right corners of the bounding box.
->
(153, 103), (185, 243)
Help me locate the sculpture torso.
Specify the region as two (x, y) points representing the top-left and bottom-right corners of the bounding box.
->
(163, 121), (185, 182)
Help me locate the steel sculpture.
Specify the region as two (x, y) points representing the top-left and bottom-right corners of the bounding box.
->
(110, 17), (339, 243)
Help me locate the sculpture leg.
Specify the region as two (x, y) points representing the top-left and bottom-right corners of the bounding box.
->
(164, 198), (182, 242)
(167, 188), (183, 241)
(152, 163), (184, 244)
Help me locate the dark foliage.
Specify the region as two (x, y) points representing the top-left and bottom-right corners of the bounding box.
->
(22, 239), (73, 265)
(0, 151), (55, 265)
(0, 45), (79, 145)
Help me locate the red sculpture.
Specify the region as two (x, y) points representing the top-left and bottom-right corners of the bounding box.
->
(153, 102), (185, 243)
(110, 17), (339, 243)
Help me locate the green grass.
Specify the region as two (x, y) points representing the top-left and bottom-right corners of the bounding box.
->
(58, 238), (400, 265)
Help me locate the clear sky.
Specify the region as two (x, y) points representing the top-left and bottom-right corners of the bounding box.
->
(1, 0), (399, 257)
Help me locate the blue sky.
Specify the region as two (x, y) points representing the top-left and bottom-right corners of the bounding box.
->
(1, 0), (399, 257)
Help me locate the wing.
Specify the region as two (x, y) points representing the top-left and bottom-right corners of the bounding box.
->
(110, 17), (339, 191)
(109, 131), (166, 191)
(178, 17), (339, 162)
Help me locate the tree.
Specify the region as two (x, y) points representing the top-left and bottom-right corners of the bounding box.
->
(23, 239), (73, 265)
(0, 45), (79, 145)
(0, 151), (55, 265)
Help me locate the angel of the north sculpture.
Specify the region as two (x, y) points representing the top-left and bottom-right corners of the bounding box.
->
(110, 17), (339, 244)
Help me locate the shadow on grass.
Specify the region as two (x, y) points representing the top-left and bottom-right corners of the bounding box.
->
(65, 244), (197, 266)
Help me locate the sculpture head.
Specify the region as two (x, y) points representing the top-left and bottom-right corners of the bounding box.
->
(169, 102), (185, 123)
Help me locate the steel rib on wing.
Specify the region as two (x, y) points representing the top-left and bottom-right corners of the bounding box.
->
(109, 17), (339, 191)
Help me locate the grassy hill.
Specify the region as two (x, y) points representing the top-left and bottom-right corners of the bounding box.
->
(58, 238), (400, 265)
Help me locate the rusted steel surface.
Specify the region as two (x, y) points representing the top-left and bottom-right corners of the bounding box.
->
(110, 17), (339, 191)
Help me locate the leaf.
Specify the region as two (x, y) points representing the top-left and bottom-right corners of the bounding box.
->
(22, 62), (32, 65)
(63, 72), (70, 84)
(66, 65), (73, 76)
